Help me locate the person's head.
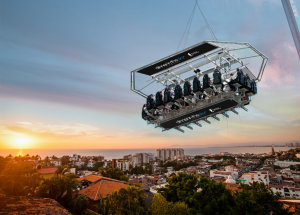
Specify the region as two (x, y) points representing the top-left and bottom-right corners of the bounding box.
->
(236, 68), (240, 72)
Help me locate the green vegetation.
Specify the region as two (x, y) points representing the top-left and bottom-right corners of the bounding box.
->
(151, 194), (189, 215)
(98, 167), (128, 181)
(0, 155), (41, 196)
(161, 160), (198, 171)
(129, 164), (153, 175)
(97, 186), (146, 215)
(158, 172), (292, 215)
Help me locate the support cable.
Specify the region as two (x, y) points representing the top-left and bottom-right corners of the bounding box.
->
(195, 0), (217, 41)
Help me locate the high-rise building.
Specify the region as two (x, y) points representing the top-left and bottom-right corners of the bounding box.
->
(156, 148), (184, 161)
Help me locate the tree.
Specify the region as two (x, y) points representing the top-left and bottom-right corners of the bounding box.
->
(158, 172), (199, 203)
(37, 174), (78, 210)
(98, 167), (128, 181)
(0, 158), (41, 196)
(234, 182), (292, 215)
(151, 194), (189, 215)
(190, 177), (236, 215)
(72, 194), (89, 215)
(98, 186), (146, 215)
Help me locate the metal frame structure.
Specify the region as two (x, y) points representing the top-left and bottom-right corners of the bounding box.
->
(282, 0), (300, 59)
(130, 41), (268, 132)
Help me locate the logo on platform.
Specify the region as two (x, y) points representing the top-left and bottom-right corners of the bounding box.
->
(187, 51), (200, 57)
(209, 107), (221, 113)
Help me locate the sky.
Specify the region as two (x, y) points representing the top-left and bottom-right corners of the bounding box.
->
(0, 0), (300, 150)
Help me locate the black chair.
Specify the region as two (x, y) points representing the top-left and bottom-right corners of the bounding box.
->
(184, 81), (193, 97)
(193, 76), (202, 98)
(203, 74), (210, 89)
(164, 88), (173, 104)
(174, 84), (183, 102)
(213, 68), (222, 85)
(155, 91), (164, 109)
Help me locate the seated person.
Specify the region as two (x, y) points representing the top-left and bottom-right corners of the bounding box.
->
(244, 74), (251, 89)
(193, 76), (202, 93)
(213, 68), (222, 85)
(146, 94), (155, 111)
(233, 68), (242, 85)
(142, 104), (153, 120)
(174, 84), (183, 100)
(239, 70), (245, 86)
(183, 81), (193, 96)
(155, 91), (164, 107)
(164, 88), (172, 104)
(202, 74), (211, 89)
(251, 79), (257, 94)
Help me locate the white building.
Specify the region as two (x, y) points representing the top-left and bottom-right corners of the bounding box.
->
(50, 160), (61, 166)
(270, 185), (300, 199)
(210, 170), (239, 180)
(238, 171), (269, 185)
(156, 148), (184, 161)
(87, 160), (95, 168)
(274, 160), (300, 168)
(116, 159), (131, 171)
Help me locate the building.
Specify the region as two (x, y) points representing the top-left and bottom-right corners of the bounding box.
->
(238, 171), (270, 185)
(116, 159), (131, 171)
(270, 185), (300, 199)
(37, 167), (58, 179)
(112, 159), (117, 169)
(210, 170), (239, 180)
(78, 176), (129, 210)
(156, 148), (184, 161)
(274, 160), (300, 168)
(132, 153), (154, 166)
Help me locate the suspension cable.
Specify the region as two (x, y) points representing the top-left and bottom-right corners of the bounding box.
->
(195, 0), (217, 41)
(177, 2), (197, 51)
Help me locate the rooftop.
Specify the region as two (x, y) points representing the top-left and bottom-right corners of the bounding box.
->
(79, 177), (129, 200)
(37, 167), (58, 174)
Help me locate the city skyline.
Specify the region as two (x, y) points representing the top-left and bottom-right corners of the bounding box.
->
(1, 0), (300, 150)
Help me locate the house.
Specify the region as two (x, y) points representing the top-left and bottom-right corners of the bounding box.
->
(37, 167), (58, 179)
(78, 176), (129, 210)
(76, 175), (103, 189)
(238, 171), (269, 185)
(210, 170), (239, 180)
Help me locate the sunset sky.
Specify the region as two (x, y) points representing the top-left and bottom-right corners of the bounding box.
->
(0, 0), (300, 150)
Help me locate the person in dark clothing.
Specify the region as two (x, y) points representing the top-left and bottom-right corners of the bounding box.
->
(146, 94), (155, 110)
(251, 79), (257, 94)
(244, 74), (251, 89)
(142, 104), (148, 120)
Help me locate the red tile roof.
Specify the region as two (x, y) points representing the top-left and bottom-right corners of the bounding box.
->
(79, 178), (129, 200)
(76, 175), (103, 183)
(37, 167), (58, 174)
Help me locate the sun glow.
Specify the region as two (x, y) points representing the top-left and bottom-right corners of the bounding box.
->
(13, 134), (32, 149)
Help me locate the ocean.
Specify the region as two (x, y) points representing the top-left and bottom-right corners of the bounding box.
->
(0, 147), (292, 160)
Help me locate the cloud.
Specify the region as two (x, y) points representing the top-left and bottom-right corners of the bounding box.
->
(2, 121), (100, 137)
